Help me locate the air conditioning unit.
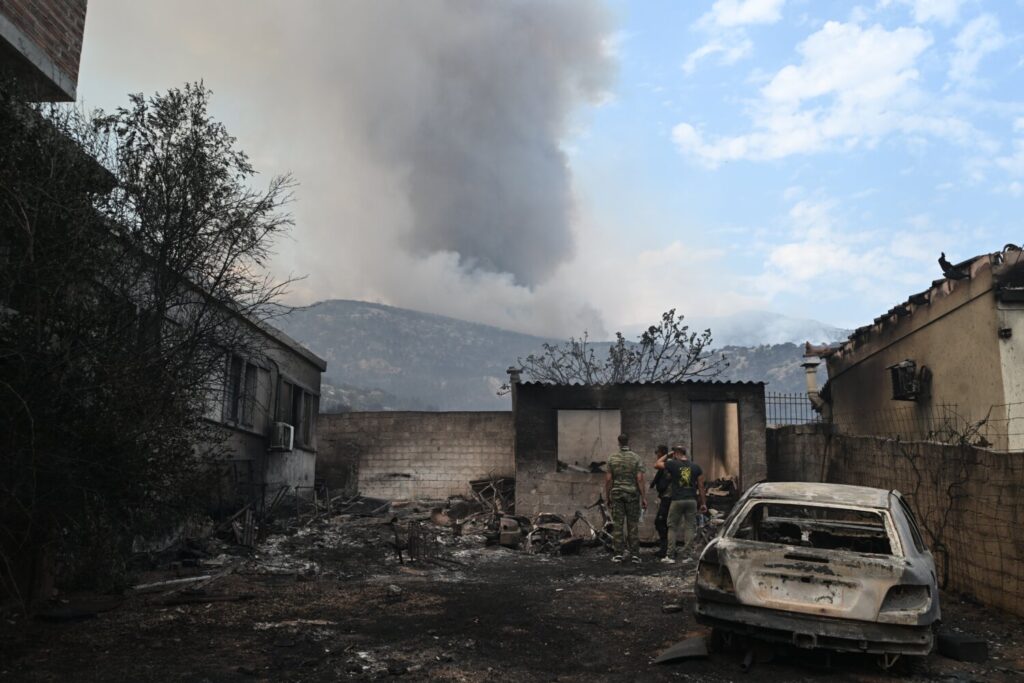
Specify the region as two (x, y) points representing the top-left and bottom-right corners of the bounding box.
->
(888, 360), (930, 401)
(269, 422), (294, 451)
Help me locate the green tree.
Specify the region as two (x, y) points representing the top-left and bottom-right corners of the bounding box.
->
(0, 82), (294, 604)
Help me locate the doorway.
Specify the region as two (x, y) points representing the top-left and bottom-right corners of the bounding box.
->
(690, 401), (740, 483)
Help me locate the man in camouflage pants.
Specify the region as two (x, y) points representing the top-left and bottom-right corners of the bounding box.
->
(604, 433), (647, 563)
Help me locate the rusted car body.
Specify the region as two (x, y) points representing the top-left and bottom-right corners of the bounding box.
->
(695, 482), (940, 657)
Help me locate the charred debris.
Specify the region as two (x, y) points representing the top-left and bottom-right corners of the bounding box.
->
(130, 476), (631, 589)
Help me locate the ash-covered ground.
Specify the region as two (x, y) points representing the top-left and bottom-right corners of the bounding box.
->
(3, 501), (1023, 682)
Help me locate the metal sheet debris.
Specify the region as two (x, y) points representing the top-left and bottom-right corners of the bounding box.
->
(653, 636), (709, 664)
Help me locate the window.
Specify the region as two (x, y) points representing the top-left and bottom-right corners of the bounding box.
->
(300, 388), (315, 445)
(277, 378), (317, 449)
(222, 354), (264, 428)
(204, 353), (227, 422)
(241, 363), (258, 426)
(731, 502), (893, 556)
(224, 355), (244, 422)
(556, 410), (621, 466)
(691, 401), (741, 482)
(896, 496), (926, 553)
(276, 379), (293, 423)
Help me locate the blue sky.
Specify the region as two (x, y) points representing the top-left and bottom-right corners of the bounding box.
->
(77, 1), (1024, 338)
(571, 0), (1024, 329)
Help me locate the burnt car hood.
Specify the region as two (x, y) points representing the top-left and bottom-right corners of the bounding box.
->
(709, 538), (937, 625)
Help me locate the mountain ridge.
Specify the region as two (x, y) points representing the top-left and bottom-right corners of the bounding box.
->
(274, 299), (841, 411)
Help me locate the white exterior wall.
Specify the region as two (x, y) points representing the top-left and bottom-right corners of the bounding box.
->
(996, 302), (1024, 450)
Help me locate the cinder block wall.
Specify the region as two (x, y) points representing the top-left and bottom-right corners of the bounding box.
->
(768, 425), (1024, 617)
(765, 424), (829, 482)
(317, 412), (514, 500)
(517, 470), (609, 535)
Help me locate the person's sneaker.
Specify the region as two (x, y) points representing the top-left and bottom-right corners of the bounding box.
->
(611, 554), (624, 563)
(660, 556), (676, 564)
(631, 555), (642, 564)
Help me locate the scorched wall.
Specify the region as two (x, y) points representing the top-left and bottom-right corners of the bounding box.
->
(513, 381), (766, 542)
(317, 411), (514, 500)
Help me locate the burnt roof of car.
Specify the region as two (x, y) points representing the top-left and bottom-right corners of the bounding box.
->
(747, 482), (894, 509)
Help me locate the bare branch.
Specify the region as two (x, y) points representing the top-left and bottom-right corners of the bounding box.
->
(515, 309), (728, 385)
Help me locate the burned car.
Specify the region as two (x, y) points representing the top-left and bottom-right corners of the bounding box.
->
(695, 482), (939, 661)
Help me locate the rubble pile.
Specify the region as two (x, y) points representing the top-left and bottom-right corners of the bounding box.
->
(704, 477), (739, 509)
(431, 487), (615, 557)
(127, 477), (727, 599)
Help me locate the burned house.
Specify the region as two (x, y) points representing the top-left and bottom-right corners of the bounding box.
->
(807, 245), (1024, 450)
(510, 378), (766, 541)
(315, 377), (766, 537)
(206, 320), (327, 507)
(0, 0), (328, 509)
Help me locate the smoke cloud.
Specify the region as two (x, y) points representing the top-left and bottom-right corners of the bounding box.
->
(79, 1), (615, 335)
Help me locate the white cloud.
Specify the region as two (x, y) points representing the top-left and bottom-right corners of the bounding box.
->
(913, 0), (965, 25)
(996, 139), (1024, 176)
(849, 5), (871, 24)
(783, 185), (805, 201)
(989, 108), (1024, 182)
(880, 0), (965, 25)
(682, 36), (752, 74)
(684, 0), (785, 74)
(994, 181), (1024, 197)
(753, 195), (959, 304)
(673, 21), (989, 165)
(702, 0), (786, 28)
(949, 14), (1006, 85)
(761, 22), (930, 103)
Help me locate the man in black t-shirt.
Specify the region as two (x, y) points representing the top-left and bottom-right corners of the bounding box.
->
(649, 445), (671, 559)
(654, 445), (707, 563)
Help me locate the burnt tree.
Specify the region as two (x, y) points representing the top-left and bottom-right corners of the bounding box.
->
(512, 309), (727, 386)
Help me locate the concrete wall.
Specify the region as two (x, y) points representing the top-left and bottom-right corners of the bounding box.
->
(517, 469), (609, 530)
(514, 382), (766, 542)
(767, 424), (1024, 617)
(996, 299), (1024, 450)
(263, 449), (317, 494)
(318, 411), (514, 501)
(825, 258), (1014, 449)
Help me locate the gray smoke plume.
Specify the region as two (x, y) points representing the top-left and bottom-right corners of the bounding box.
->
(79, 0), (615, 334)
(336, 2), (613, 285)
